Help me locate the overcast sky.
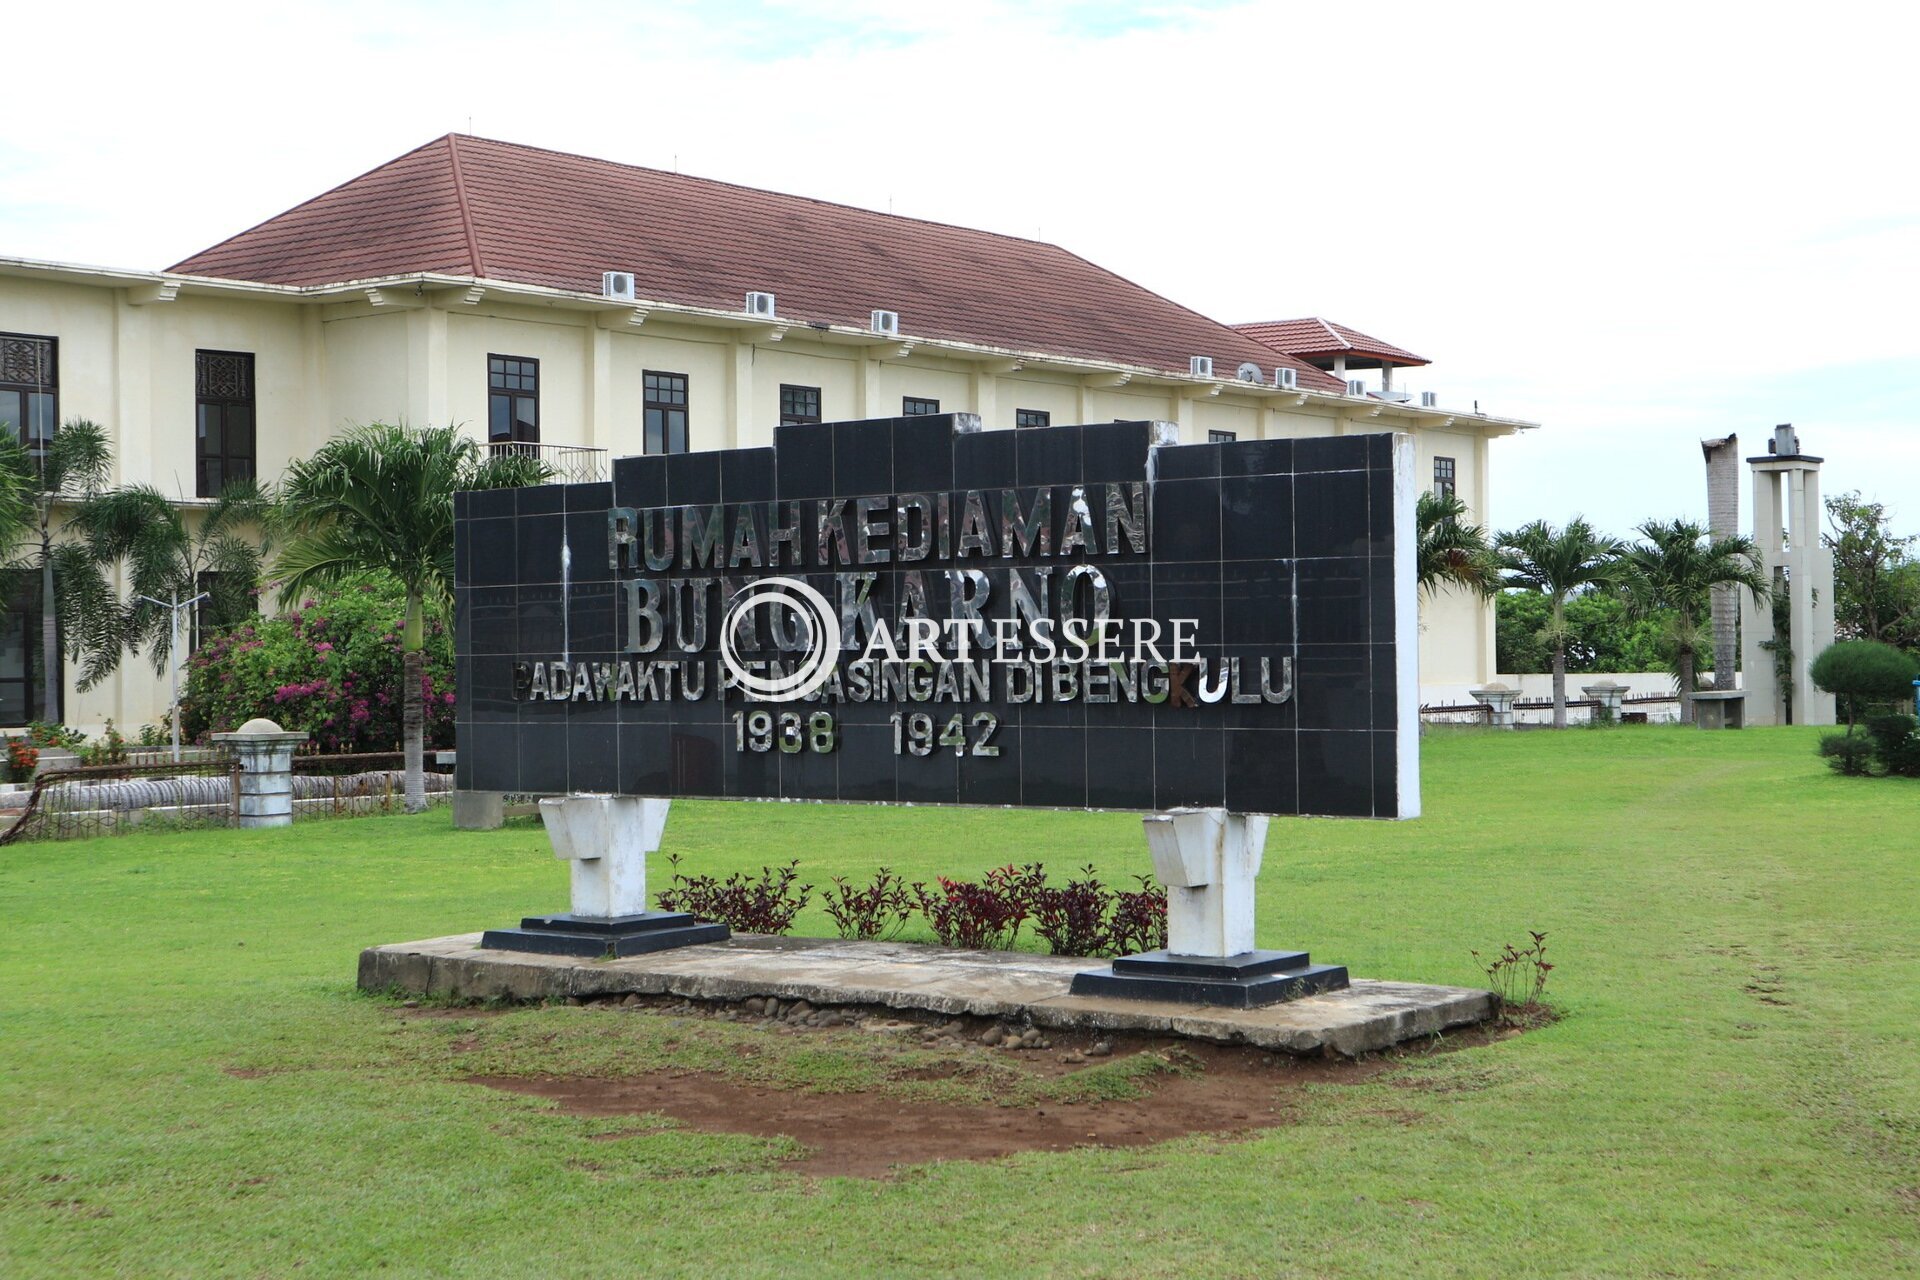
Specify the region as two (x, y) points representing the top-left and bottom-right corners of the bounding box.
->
(7, 0), (1916, 537)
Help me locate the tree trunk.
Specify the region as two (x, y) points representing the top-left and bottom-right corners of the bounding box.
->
(1552, 644), (1567, 729)
(402, 591), (426, 814)
(39, 532), (58, 722)
(1678, 650), (1696, 725)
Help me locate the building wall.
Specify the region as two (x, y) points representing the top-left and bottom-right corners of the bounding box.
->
(2, 272), (1506, 731)
(322, 311), (411, 434)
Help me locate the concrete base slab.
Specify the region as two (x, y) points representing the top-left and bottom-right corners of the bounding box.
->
(359, 933), (1493, 1057)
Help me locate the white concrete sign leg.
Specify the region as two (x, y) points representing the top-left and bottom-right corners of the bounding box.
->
(537, 794), (670, 918)
(1143, 807), (1268, 957)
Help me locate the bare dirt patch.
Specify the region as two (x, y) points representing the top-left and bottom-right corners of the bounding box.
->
(469, 1039), (1405, 1179)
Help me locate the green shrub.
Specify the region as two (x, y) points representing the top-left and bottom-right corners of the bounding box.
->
(24, 721), (86, 750)
(1865, 714), (1920, 778)
(1810, 641), (1920, 732)
(181, 572), (455, 753)
(1818, 732), (1876, 776)
(78, 720), (128, 766)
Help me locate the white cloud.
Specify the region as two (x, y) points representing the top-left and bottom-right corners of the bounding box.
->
(5, 0), (1915, 534)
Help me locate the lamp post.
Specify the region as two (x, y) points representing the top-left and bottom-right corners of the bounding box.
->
(135, 590), (209, 763)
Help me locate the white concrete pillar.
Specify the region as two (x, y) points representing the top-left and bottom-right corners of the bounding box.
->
(406, 306), (449, 427)
(1787, 468), (1816, 719)
(970, 367), (997, 428)
(539, 794), (670, 918)
(210, 718), (310, 828)
(1581, 680), (1627, 721)
(1742, 469), (1782, 724)
(1469, 682), (1519, 728)
(1701, 435), (1741, 689)
(727, 338), (754, 448)
(855, 354), (881, 420)
(587, 325), (613, 451)
(1143, 808), (1266, 958)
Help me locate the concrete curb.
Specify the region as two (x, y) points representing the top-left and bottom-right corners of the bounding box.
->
(359, 932), (1493, 1057)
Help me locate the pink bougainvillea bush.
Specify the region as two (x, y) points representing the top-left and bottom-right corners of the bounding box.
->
(182, 573), (455, 752)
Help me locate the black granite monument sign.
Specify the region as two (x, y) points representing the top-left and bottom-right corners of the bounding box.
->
(455, 415), (1417, 822)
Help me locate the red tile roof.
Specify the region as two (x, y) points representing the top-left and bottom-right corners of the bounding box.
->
(1234, 318), (1428, 367)
(170, 135), (1345, 392)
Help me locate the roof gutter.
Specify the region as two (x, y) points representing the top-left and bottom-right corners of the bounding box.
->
(0, 256), (1537, 435)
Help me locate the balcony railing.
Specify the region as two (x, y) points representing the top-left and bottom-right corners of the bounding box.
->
(486, 441), (609, 484)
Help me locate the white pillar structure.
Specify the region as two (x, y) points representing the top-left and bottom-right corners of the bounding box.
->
(1068, 807), (1348, 1008)
(480, 795), (728, 957)
(1469, 682), (1520, 729)
(540, 793), (669, 918)
(210, 718), (308, 828)
(1581, 680), (1627, 722)
(1145, 808), (1266, 957)
(1740, 426), (1837, 726)
(1701, 435), (1741, 689)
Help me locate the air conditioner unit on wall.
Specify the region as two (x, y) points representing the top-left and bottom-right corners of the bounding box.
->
(1420, 391), (1439, 408)
(1347, 379), (1368, 396)
(745, 291), (777, 317)
(1190, 356), (1214, 378)
(601, 271), (636, 301)
(1274, 367), (1298, 390)
(870, 309), (900, 336)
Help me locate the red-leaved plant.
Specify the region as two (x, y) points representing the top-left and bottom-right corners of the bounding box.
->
(656, 855), (814, 934)
(1026, 863), (1114, 956)
(1106, 875), (1170, 955)
(913, 864), (1042, 950)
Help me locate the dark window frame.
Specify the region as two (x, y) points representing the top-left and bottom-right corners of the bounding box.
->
(189, 569), (257, 654)
(487, 354), (541, 446)
(0, 331), (58, 463)
(1208, 429), (1238, 444)
(1014, 408), (1050, 430)
(1434, 456), (1457, 498)
(779, 384), (821, 426)
(644, 369), (690, 455)
(0, 578), (59, 724)
(195, 349), (257, 498)
(902, 396), (940, 417)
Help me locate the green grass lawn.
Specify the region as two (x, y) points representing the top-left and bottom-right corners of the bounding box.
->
(2, 726), (1915, 1278)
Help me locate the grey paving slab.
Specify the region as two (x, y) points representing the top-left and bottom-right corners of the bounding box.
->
(358, 932), (1493, 1056)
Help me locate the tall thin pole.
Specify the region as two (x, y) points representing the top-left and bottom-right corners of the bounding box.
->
(168, 591), (181, 763)
(137, 591), (207, 765)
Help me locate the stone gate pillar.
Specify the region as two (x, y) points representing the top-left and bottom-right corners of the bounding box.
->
(211, 718), (309, 829)
(1740, 426), (1837, 726)
(1701, 435), (1741, 690)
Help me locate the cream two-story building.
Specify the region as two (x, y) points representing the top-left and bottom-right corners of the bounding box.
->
(1, 133), (1531, 733)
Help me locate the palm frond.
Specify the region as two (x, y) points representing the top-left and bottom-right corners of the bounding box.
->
(48, 542), (125, 691)
(276, 423), (547, 613)
(1417, 490), (1500, 600)
(0, 433), (35, 554)
(42, 420), (113, 499)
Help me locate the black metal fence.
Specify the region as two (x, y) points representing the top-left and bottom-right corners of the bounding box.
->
(0, 751), (453, 845)
(1419, 691), (1684, 727)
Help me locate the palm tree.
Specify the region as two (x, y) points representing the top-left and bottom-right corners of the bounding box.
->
(68, 478), (278, 743)
(1619, 519), (1770, 724)
(1498, 517), (1626, 728)
(1417, 490), (1501, 602)
(277, 425), (548, 812)
(0, 421), (123, 715)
